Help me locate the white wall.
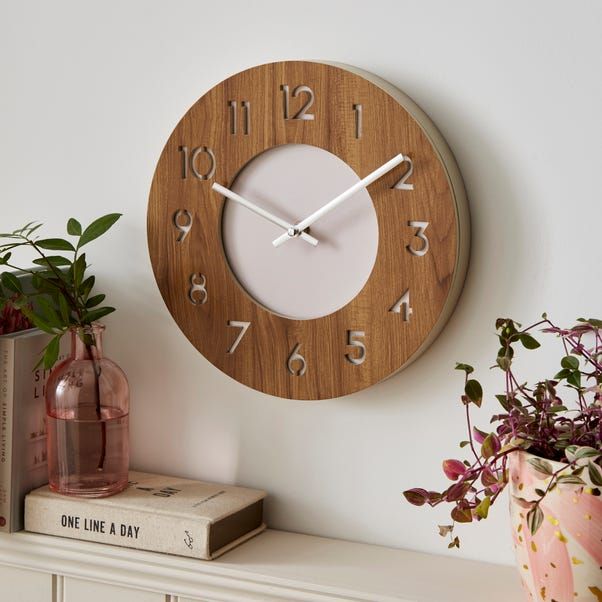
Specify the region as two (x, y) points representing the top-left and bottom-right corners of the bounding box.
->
(2, 0), (601, 566)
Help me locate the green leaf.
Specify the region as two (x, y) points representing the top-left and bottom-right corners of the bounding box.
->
(82, 306), (115, 323)
(42, 335), (62, 370)
(575, 446), (601, 460)
(20, 307), (56, 335)
(36, 296), (62, 328)
(464, 379), (483, 407)
(36, 238), (75, 252)
(496, 356), (511, 371)
(85, 294), (105, 308)
(481, 433), (500, 459)
(459, 440), (470, 448)
(557, 474), (586, 486)
(455, 363), (474, 375)
(78, 213), (121, 248)
(58, 294), (70, 323)
(0, 252), (12, 265)
(561, 355), (579, 370)
(73, 253), (86, 288)
(526, 505), (543, 535)
(567, 371), (581, 388)
(32, 255), (71, 268)
(520, 333), (540, 349)
(527, 457), (554, 476)
(475, 496), (491, 519)
(81, 275), (96, 299)
(67, 218), (82, 236)
(588, 462), (602, 487)
(1, 271), (23, 293)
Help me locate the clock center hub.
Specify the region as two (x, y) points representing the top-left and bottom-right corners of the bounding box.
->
(222, 143), (379, 320)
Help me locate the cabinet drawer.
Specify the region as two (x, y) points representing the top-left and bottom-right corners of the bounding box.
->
(0, 564), (52, 602)
(64, 577), (164, 602)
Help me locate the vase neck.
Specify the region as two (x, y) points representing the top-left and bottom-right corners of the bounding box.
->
(70, 324), (105, 360)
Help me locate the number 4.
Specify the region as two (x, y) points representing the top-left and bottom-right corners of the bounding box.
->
(389, 289), (413, 322)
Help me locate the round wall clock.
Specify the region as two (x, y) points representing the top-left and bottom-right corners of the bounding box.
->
(147, 60), (470, 400)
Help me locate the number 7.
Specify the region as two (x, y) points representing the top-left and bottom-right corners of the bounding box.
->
(227, 321), (250, 354)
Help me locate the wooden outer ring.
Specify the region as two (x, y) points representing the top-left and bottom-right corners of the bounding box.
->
(148, 61), (470, 400)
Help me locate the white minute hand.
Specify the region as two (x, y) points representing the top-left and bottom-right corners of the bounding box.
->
(272, 154), (405, 247)
(213, 183), (318, 246)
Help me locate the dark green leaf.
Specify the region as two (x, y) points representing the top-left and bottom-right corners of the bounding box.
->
(73, 253), (86, 288)
(520, 333), (540, 349)
(82, 306), (115, 323)
(58, 294), (70, 323)
(0, 252), (11, 265)
(459, 440), (470, 448)
(561, 355), (579, 370)
(42, 335), (62, 370)
(78, 213), (121, 248)
(36, 238), (75, 252)
(67, 218), (82, 236)
(455, 363), (474, 375)
(81, 275), (95, 299)
(1, 271), (22, 293)
(526, 505), (543, 535)
(85, 294), (105, 308)
(32, 255), (71, 268)
(464, 379), (483, 406)
(36, 296), (62, 328)
(567, 371), (581, 388)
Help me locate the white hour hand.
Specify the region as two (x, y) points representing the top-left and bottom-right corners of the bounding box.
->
(212, 183), (318, 247)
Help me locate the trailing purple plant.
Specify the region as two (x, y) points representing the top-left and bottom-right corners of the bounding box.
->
(403, 316), (602, 549)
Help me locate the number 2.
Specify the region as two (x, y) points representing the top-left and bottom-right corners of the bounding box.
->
(391, 156), (414, 190)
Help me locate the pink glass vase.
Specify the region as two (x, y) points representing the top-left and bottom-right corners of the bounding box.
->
(46, 323), (129, 497)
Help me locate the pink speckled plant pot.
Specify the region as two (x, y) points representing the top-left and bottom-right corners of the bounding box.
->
(509, 451), (602, 601)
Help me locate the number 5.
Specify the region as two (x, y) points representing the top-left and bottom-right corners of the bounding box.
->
(345, 331), (366, 365)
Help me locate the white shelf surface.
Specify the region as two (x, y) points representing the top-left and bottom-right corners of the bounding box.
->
(0, 529), (522, 601)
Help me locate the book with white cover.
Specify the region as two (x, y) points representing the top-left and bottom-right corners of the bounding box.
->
(0, 328), (69, 532)
(25, 471), (266, 560)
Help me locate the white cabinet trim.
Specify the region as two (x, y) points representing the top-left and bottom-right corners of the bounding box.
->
(0, 530), (521, 601)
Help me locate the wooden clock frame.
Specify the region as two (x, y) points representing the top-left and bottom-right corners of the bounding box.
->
(147, 61), (470, 400)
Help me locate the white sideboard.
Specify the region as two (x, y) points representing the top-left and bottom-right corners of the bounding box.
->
(0, 529), (522, 601)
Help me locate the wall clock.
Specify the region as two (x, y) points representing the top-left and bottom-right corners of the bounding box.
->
(147, 60), (470, 400)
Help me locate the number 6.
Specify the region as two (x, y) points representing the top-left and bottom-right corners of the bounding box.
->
(287, 343), (307, 376)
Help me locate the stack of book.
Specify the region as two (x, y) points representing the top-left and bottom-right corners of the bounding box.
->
(0, 327), (69, 532)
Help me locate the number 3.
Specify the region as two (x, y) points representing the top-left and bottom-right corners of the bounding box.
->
(407, 221), (429, 256)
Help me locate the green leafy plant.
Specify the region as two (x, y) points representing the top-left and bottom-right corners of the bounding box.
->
(403, 316), (602, 549)
(0, 214), (121, 367)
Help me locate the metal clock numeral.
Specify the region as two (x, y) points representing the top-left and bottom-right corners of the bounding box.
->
(281, 84), (315, 120)
(407, 221), (430, 256)
(391, 156), (414, 190)
(188, 273), (208, 305)
(179, 145), (216, 180)
(173, 209), (193, 242)
(229, 100), (251, 135)
(345, 330), (366, 365)
(353, 104), (363, 139)
(389, 289), (413, 321)
(287, 343), (307, 376)
(227, 320), (251, 353)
